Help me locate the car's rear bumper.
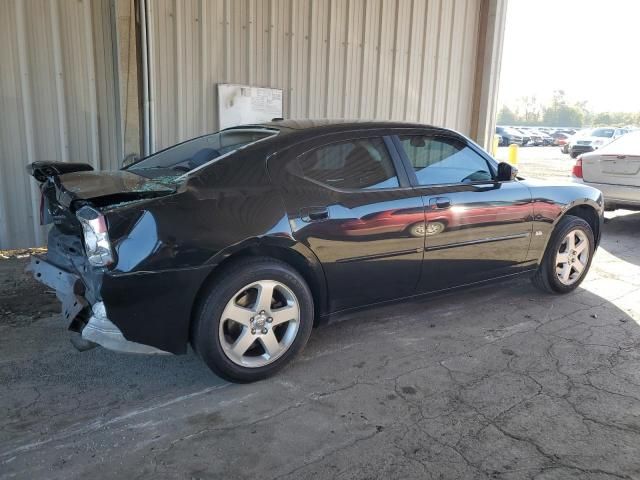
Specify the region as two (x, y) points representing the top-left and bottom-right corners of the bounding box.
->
(82, 302), (170, 354)
(572, 178), (640, 209)
(27, 254), (214, 354)
(27, 255), (170, 354)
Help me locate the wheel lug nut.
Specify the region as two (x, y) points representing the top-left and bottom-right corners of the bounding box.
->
(267, 317), (272, 323)
(251, 328), (256, 335)
(250, 317), (254, 323)
(262, 328), (268, 334)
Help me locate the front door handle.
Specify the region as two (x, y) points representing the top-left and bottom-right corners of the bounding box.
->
(429, 197), (451, 210)
(301, 207), (329, 223)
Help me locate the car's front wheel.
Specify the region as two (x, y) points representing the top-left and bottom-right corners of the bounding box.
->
(532, 215), (595, 294)
(192, 257), (314, 382)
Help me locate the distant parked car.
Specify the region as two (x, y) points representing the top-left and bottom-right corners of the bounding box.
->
(569, 127), (629, 158)
(530, 129), (553, 146)
(512, 128), (531, 146)
(496, 126), (524, 146)
(553, 132), (570, 146)
(572, 130), (640, 211)
(523, 129), (543, 146)
(541, 131), (554, 146)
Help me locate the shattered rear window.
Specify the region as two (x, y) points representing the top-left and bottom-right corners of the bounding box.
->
(126, 128), (279, 180)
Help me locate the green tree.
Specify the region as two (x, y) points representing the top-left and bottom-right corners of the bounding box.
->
(497, 105), (518, 124)
(542, 90), (584, 127)
(590, 111), (637, 126)
(517, 95), (541, 124)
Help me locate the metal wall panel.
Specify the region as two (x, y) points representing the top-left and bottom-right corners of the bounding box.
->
(147, 0), (483, 151)
(1, 0), (502, 249)
(0, 0), (121, 249)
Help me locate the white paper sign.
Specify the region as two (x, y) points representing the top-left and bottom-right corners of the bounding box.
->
(218, 84), (283, 129)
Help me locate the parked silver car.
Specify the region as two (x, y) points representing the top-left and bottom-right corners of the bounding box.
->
(572, 131), (640, 211)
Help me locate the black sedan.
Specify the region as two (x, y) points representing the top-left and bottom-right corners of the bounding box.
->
(27, 120), (604, 382)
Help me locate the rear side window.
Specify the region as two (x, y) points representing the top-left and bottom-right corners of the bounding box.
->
(398, 135), (494, 186)
(297, 138), (399, 190)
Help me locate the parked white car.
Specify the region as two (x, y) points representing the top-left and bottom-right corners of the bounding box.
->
(572, 130), (640, 211)
(568, 127), (629, 158)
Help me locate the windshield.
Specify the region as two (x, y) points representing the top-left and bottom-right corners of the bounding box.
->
(127, 127), (278, 178)
(591, 128), (615, 138)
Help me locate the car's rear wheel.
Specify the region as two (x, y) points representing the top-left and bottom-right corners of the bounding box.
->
(192, 257), (314, 382)
(532, 215), (594, 294)
(408, 221), (445, 237)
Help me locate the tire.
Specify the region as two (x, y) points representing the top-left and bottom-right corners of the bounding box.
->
(570, 151), (579, 159)
(408, 221), (445, 237)
(531, 215), (595, 294)
(192, 257), (314, 382)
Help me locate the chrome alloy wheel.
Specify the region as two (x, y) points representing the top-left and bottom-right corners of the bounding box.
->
(555, 229), (590, 286)
(219, 280), (300, 368)
(425, 222), (445, 236)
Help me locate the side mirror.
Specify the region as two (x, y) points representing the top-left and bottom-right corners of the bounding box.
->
(122, 153), (139, 169)
(497, 162), (518, 181)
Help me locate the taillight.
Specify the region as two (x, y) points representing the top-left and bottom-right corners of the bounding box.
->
(76, 206), (114, 267)
(572, 157), (583, 179)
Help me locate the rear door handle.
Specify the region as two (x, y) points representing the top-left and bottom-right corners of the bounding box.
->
(429, 197), (451, 210)
(300, 207), (329, 222)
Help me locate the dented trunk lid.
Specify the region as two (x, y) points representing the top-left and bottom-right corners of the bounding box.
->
(27, 162), (179, 227)
(50, 170), (177, 208)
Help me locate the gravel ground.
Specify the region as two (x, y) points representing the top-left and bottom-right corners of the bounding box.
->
(1, 151), (639, 480)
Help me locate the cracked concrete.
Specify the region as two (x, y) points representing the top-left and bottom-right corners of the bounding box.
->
(1, 206), (640, 479)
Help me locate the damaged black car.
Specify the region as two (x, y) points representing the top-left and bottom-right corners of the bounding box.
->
(27, 120), (604, 382)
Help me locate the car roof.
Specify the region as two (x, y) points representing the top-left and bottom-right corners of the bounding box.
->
(224, 118), (453, 140)
(259, 118), (431, 131)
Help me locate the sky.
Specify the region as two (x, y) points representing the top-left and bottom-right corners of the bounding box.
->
(498, 0), (640, 113)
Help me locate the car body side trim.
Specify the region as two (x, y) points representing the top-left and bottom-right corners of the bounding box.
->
(335, 247), (423, 263)
(424, 232), (531, 252)
(324, 267), (539, 319)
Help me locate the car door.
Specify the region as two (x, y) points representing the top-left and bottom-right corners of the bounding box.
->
(269, 130), (425, 312)
(393, 130), (534, 292)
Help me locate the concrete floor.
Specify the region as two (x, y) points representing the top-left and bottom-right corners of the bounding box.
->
(1, 149), (640, 479)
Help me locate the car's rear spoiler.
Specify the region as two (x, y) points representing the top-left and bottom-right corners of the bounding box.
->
(27, 161), (94, 183)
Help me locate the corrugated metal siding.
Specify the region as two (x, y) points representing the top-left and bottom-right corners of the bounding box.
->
(0, 0), (121, 249)
(147, 0), (483, 151)
(1, 0), (496, 249)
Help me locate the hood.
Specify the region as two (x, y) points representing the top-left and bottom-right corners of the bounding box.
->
(51, 170), (177, 209)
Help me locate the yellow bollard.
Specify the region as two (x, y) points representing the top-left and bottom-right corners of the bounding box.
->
(492, 134), (500, 156)
(508, 143), (519, 165)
